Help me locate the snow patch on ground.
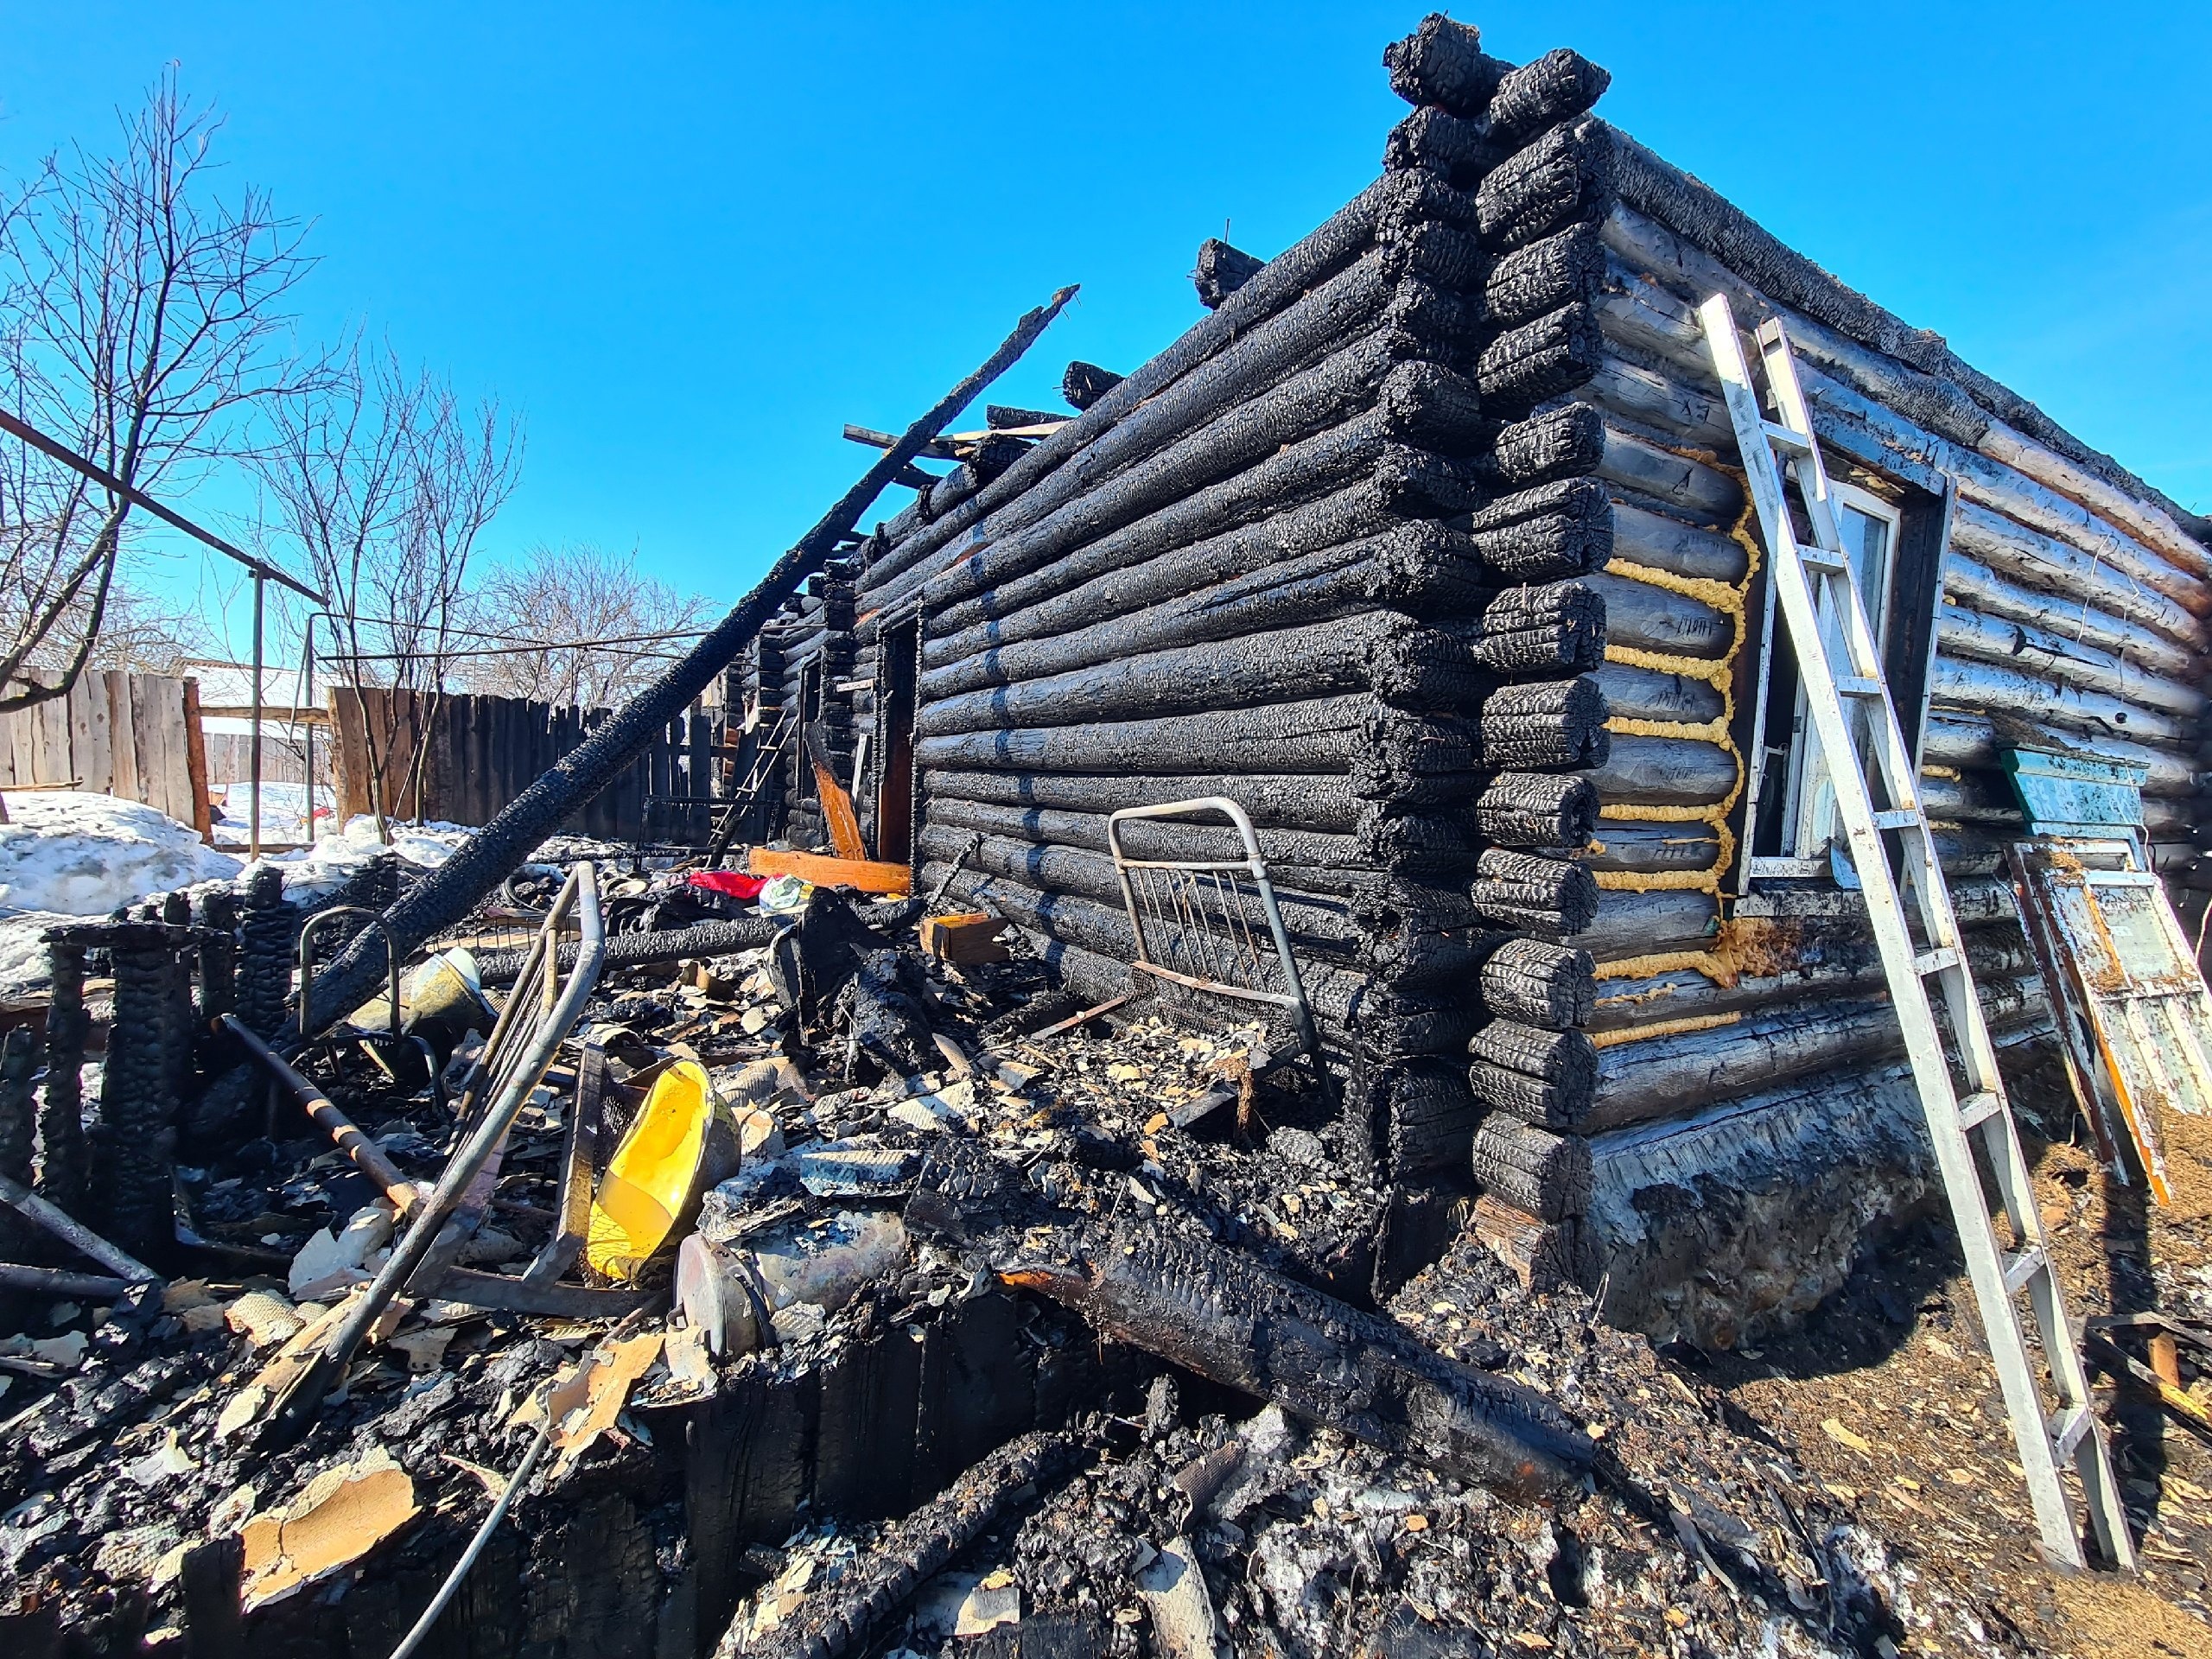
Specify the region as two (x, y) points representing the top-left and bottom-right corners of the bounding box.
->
(257, 815), (470, 903)
(0, 793), (245, 993)
(210, 781), (334, 848)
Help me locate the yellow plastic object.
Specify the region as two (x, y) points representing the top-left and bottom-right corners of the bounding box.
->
(587, 1060), (720, 1281)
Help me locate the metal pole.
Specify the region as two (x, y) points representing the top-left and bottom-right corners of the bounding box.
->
(0, 1171), (162, 1283)
(249, 569), (264, 861)
(302, 614), (319, 843)
(219, 1014), (416, 1209)
(0, 408), (325, 602)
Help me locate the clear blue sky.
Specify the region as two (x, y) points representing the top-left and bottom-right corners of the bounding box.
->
(3, 3), (2208, 658)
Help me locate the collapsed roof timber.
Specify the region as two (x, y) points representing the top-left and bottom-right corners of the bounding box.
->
(2, 14), (2208, 1659)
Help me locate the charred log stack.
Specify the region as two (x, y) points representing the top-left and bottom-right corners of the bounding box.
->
(789, 16), (1607, 1194)
(742, 11), (2209, 1340)
(1463, 36), (2202, 1333)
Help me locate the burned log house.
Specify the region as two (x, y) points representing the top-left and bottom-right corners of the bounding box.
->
(737, 16), (2211, 1349)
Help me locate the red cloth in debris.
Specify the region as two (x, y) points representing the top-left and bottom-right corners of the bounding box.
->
(688, 870), (768, 900)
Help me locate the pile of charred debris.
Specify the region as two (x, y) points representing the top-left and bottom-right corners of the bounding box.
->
(0, 840), (2037, 1659)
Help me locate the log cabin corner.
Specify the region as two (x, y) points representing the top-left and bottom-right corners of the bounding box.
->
(720, 15), (2211, 1351)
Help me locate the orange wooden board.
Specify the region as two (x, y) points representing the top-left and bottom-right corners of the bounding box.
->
(746, 847), (912, 894)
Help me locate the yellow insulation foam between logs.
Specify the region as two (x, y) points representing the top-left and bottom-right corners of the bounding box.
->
(1594, 475), (1765, 899)
(1588, 1010), (1742, 1049)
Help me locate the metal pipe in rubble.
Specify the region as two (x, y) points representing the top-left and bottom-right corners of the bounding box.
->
(0, 1264), (136, 1299)
(0, 1172), (161, 1285)
(218, 1014), (418, 1211)
(257, 862), (606, 1451)
(304, 289), (1077, 1034)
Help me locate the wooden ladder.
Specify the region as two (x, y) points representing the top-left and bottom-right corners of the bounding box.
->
(1700, 294), (2135, 1571)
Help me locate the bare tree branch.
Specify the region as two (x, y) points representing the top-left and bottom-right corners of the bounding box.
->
(24, 569), (215, 675)
(458, 543), (712, 709)
(255, 340), (521, 840)
(0, 67), (323, 711)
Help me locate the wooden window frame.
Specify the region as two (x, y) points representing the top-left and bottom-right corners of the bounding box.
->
(1735, 469), (1957, 892)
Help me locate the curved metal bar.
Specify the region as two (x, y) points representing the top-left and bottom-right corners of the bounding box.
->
(297, 905), (402, 1041)
(385, 1402), (557, 1659)
(257, 862), (606, 1451)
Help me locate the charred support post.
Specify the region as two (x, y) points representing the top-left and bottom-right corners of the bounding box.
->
(37, 938), (91, 1216)
(188, 867), (295, 1142)
(236, 865), (296, 1037)
(194, 888), (238, 1027)
(308, 289), (1077, 1033)
(0, 1026), (36, 1257)
(69, 924), (195, 1257)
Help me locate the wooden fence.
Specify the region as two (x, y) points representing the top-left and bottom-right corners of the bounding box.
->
(201, 727), (328, 787)
(0, 669), (211, 836)
(329, 687), (725, 843)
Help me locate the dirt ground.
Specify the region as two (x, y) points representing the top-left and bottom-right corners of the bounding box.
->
(1681, 1092), (2212, 1659)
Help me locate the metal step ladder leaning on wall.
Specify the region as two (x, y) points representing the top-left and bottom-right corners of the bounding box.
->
(707, 706), (797, 862)
(1698, 294), (2136, 1572)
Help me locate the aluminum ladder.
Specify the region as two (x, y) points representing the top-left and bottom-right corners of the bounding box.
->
(707, 705), (796, 862)
(1699, 294), (2135, 1572)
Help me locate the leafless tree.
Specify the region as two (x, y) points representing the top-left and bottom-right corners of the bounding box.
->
(27, 570), (215, 675)
(458, 543), (710, 709)
(0, 68), (320, 712)
(257, 341), (521, 837)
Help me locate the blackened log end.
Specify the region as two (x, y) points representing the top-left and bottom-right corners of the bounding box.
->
(1193, 238), (1268, 310)
(1383, 14), (1510, 117)
(1061, 359), (1125, 411)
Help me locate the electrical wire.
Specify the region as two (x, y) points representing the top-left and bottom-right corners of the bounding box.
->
(317, 636), (690, 664)
(385, 1402), (558, 1659)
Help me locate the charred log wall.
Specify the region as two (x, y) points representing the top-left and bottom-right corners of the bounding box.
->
(837, 20), (1618, 1192)
(1474, 64), (2209, 1317)
(747, 14), (2206, 1339)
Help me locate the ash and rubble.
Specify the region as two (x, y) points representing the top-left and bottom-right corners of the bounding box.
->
(0, 845), (2104, 1656)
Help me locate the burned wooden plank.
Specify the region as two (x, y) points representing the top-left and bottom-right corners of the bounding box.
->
(717, 1430), (1086, 1659)
(916, 613), (1498, 736)
(925, 534), (1597, 705)
(811, 1319), (928, 1522)
(689, 1371), (818, 1643)
(863, 176), (1417, 605)
(922, 767), (1364, 834)
(959, 1195), (1592, 1501)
